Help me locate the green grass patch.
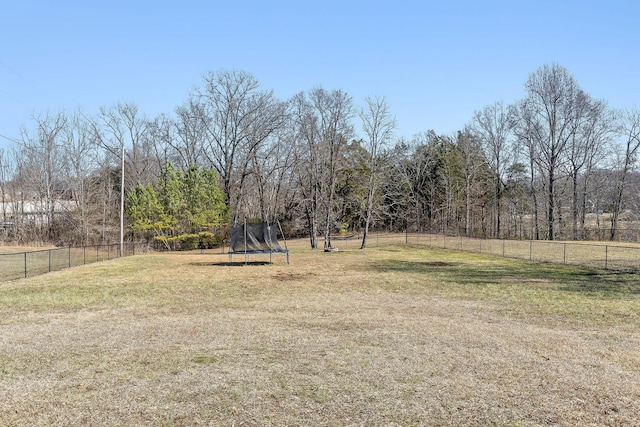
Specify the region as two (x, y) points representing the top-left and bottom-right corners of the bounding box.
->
(368, 246), (640, 326)
(192, 356), (218, 364)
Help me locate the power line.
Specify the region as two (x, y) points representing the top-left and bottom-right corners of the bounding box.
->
(0, 59), (24, 80)
(0, 133), (20, 144)
(0, 58), (28, 114)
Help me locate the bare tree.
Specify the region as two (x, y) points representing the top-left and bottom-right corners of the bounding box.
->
(514, 100), (543, 239)
(359, 96), (395, 249)
(316, 89), (354, 251)
(390, 132), (440, 232)
(456, 130), (488, 237)
(469, 101), (515, 238)
(437, 136), (464, 234)
(564, 97), (615, 239)
(170, 101), (208, 169)
(610, 108), (640, 240)
(16, 111), (68, 242)
(194, 70), (288, 216)
(57, 113), (102, 244)
(517, 64), (584, 240)
(146, 113), (176, 173)
(292, 92), (322, 248)
(97, 103), (156, 189)
(292, 88), (354, 249)
(0, 148), (14, 237)
(246, 125), (296, 222)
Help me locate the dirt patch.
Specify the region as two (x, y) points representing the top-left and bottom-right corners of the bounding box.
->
(424, 261), (456, 267)
(189, 261), (272, 267)
(273, 272), (316, 281)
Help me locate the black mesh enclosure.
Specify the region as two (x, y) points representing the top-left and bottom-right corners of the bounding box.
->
(230, 222), (286, 253)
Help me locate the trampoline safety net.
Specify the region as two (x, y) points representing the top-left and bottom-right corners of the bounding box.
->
(229, 221), (289, 263)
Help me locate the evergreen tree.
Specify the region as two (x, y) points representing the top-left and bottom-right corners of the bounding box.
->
(127, 162), (228, 250)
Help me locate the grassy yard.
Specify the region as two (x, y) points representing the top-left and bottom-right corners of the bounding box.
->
(0, 241), (639, 426)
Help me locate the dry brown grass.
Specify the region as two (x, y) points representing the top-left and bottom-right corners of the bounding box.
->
(0, 245), (55, 254)
(0, 241), (639, 426)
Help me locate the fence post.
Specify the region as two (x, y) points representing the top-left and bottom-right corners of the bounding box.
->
(84, 245), (86, 265)
(563, 243), (567, 264)
(49, 249), (52, 273)
(68, 246), (71, 268)
(24, 252), (27, 278)
(529, 240), (532, 261)
(605, 246), (608, 270)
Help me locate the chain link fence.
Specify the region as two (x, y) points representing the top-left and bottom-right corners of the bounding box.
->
(336, 232), (640, 272)
(0, 243), (149, 283)
(3, 234), (637, 280)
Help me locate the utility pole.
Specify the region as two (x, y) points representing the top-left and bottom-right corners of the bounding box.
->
(120, 143), (124, 256)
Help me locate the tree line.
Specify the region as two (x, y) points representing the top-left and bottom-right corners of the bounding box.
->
(0, 64), (639, 248)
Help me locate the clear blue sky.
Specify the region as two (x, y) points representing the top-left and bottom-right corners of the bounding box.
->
(1, 0), (638, 149)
